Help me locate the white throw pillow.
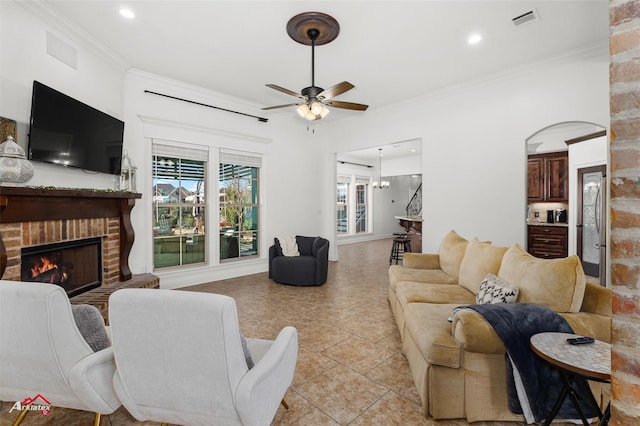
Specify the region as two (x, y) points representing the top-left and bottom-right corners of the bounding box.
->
(476, 273), (519, 304)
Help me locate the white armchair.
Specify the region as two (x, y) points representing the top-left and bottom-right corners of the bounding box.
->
(108, 288), (298, 426)
(0, 280), (121, 425)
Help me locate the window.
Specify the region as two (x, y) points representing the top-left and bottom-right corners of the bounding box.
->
(152, 144), (207, 269)
(219, 151), (261, 261)
(336, 175), (370, 236)
(337, 177), (349, 234)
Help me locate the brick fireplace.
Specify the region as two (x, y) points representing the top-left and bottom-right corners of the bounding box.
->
(0, 186), (140, 290)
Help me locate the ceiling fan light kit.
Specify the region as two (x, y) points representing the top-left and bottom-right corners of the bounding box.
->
(263, 12), (368, 121)
(297, 102), (329, 121)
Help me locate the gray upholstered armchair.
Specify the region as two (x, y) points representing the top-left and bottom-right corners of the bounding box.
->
(269, 236), (329, 286)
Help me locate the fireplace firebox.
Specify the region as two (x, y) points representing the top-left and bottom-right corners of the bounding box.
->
(21, 238), (102, 297)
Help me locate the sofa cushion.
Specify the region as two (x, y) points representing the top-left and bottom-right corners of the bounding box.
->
(397, 282), (476, 307)
(498, 244), (586, 313)
(402, 253), (440, 269)
(458, 239), (508, 295)
(295, 235), (315, 255)
(476, 273), (519, 304)
(389, 265), (458, 291)
(438, 230), (470, 279)
(404, 303), (463, 368)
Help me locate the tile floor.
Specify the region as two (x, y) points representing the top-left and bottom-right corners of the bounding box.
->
(1, 238), (529, 426)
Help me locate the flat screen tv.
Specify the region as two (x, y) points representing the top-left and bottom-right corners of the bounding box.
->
(28, 81), (124, 175)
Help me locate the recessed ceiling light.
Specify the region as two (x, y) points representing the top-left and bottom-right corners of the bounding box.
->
(119, 8), (135, 19)
(468, 33), (482, 45)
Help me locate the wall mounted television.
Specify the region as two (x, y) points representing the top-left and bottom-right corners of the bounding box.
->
(28, 81), (125, 175)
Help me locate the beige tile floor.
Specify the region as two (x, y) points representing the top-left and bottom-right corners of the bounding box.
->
(0, 238), (527, 426)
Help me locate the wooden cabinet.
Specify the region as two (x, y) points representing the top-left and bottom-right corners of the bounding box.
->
(528, 152), (568, 202)
(527, 225), (568, 259)
(527, 157), (544, 200)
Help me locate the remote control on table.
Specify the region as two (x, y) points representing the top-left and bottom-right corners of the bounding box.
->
(566, 336), (595, 345)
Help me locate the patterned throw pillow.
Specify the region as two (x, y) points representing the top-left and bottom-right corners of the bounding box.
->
(449, 273), (520, 322)
(476, 273), (519, 304)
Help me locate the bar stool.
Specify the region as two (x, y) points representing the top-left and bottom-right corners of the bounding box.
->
(389, 236), (412, 265)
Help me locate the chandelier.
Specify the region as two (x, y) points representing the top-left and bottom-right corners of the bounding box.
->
(372, 148), (390, 189)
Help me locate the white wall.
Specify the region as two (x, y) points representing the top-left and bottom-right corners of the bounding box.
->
(383, 156), (421, 177)
(0, 1), (125, 189)
(323, 45), (610, 253)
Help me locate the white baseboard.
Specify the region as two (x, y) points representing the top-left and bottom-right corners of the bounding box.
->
(155, 259), (269, 289)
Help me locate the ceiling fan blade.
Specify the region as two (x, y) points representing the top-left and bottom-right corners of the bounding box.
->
(318, 81), (355, 100)
(261, 103), (301, 111)
(326, 100), (369, 111)
(265, 84), (304, 99)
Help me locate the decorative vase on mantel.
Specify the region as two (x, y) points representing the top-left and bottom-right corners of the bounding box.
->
(0, 135), (34, 183)
(119, 149), (137, 192)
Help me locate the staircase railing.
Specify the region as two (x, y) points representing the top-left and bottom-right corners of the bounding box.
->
(406, 183), (422, 216)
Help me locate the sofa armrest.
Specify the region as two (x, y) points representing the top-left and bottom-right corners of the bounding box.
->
(451, 309), (505, 354)
(403, 253), (440, 269)
(561, 312), (612, 343)
(580, 282), (612, 317)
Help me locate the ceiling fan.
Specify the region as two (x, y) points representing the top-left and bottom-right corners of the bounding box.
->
(262, 12), (368, 121)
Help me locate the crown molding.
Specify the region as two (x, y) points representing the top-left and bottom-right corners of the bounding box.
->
(17, 0), (130, 72)
(377, 41), (610, 114)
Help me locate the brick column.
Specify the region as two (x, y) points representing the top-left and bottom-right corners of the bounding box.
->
(609, 1), (640, 424)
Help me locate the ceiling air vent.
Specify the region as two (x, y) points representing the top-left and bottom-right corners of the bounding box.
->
(512, 10), (538, 26)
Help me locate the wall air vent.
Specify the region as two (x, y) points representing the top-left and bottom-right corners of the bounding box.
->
(512, 10), (538, 26)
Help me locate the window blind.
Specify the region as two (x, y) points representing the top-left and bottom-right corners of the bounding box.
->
(219, 149), (262, 167)
(152, 142), (208, 161)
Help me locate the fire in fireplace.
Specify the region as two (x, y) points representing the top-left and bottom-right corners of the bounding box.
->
(21, 237), (102, 297)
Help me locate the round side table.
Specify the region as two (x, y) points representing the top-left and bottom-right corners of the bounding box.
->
(530, 332), (610, 426)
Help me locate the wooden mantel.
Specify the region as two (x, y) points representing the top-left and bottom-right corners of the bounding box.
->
(0, 186), (141, 281)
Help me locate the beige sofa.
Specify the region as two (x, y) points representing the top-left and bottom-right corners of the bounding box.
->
(388, 230), (612, 422)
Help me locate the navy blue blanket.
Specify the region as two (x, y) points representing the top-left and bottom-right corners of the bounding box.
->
(463, 303), (600, 423)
